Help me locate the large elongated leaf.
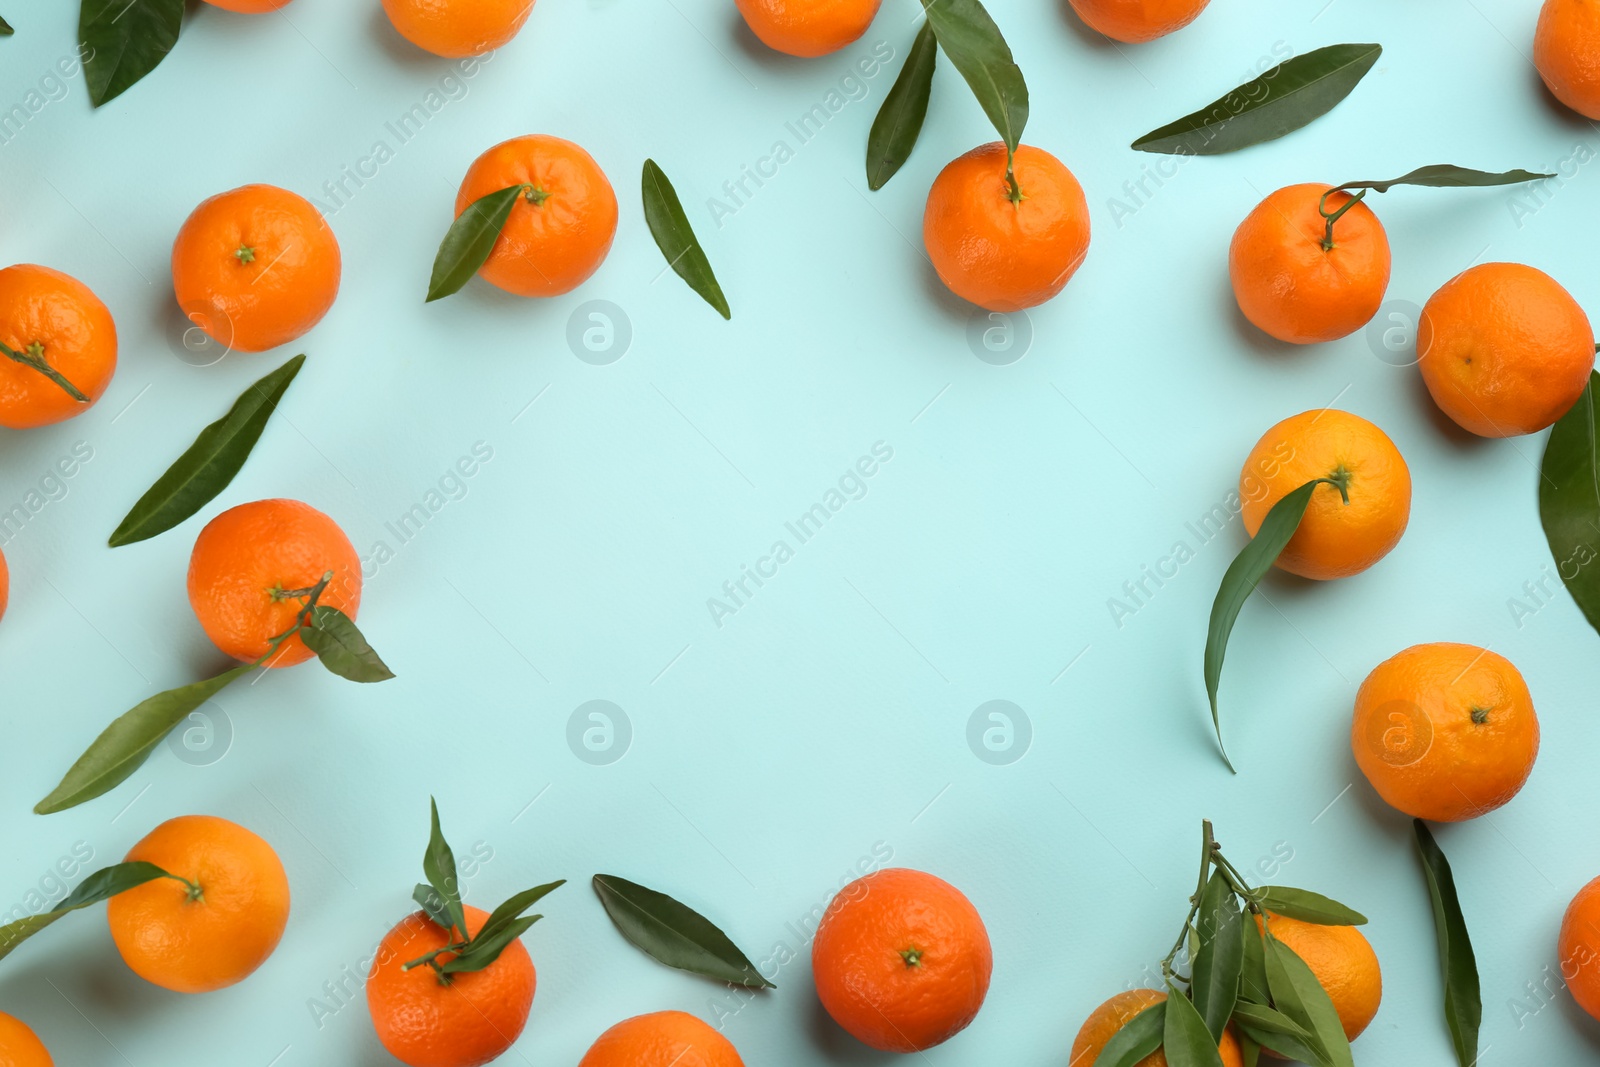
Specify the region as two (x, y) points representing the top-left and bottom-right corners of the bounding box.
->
(301, 606), (394, 683)
(421, 798), (467, 939)
(426, 184), (522, 302)
(1264, 933), (1353, 1067)
(1091, 1002), (1164, 1067)
(0, 861), (172, 962)
(1230, 1002), (1332, 1067)
(1133, 43), (1381, 155)
(642, 160), (730, 320)
(1539, 372), (1600, 637)
(1162, 984), (1225, 1067)
(1414, 820), (1481, 1067)
(1239, 919), (1271, 1004)
(471, 880), (565, 950)
(1203, 477), (1345, 771)
(1254, 886), (1367, 926)
(592, 874), (772, 988)
(35, 663), (254, 814)
(1192, 870), (1242, 1041)
(866, 21), (937, 190)
(110, 355), (305, 546)
(80, 0), (185, 107)
(1334, 165), (1552, 195)
(918, 0), (1027, 154)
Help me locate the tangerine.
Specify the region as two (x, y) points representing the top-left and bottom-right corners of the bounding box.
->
(1069, 989), (1243, 1067)
(0, 264), (117, 429)
(1067, 0), (1211, 42)
(1558, 875), (1600, 1022)
(1535, 0), (1600, 118)
(576, 1011), (745, 1067)
(735, 0), (882, 57)
(1255, 913), (1382, 1042)
(0, 1011), (51, 1067)
(382, 0), (534, 57)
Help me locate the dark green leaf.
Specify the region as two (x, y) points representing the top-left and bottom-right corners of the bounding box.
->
(1414, 820), (1481, 1067)
(426, 184), (522, 302)
(1091, 1001), (1164, 1067)
(1238, 1033), (1261, 1067)
(35, 663), (254, 814)
(1239, 918), (1270, 1004)
(0, 15), (12, 34)
(1132, 43), (1381, 156)
(641, 160), (730, 320)
(867, 21), (937, 190)
(0, 861), (171, 962)
(301, 606), (394, 683)
(592, 874), (773, 988)
(1264, 932), (1353, 1067)
(109, 355), (305, 547)
(1162, 983), (1225, 1067)
(80, 0), (185, 107)
(412, 883), (454, 932)
(472, 879), (565, 950)
(1192, 870), (1242, 1041)
(1231, 1003), (1332, 1067)
(918, 0), (1028, 154)
(442, 913), (541, 974)
(1204, 477), (1346, 770)
(1335, 165), (1553, 196)
(421, 798), (467, 940)
(1539, 372), (1600, 638)
(1254, 886), (1367, 926)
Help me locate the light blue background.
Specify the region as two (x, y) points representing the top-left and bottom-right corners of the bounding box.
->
(2, 0), (1599, 1063)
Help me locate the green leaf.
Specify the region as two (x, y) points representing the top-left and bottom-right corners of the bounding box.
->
(471, 879), (565, 951)
(109, 355), (305, 547)
(1238, 1033), (1261, 1067)
(866, 21), (937, 190)
(35, 662), (254, 814)
(80, 0), (185, 107)
(1091, 1001), (1164, 1067)
(1333, 165), (1553, 196)
(641, 160), (730, 320)
(1192, 870), (1242, 1041)
(1414, 820), (1481, 1067)
(1254, 886), (1367, 926)
(412, 883), (454, 932)
(1230, 1002), (1333, 1067)
(301, 606), (394, 683)
(918, 0), (1028, 154)
(1162, 983), (1225, 1067)
(1132, 43), (1381, 156)
(442, 914), (541, 974)
(592, 874), (773, 988)
(1264, 932), (1353, 1067)
(1203, 477), (1347, 770)
(426, 184), (522, 302)
(421, 798), (467, 940)
(0, 861), (172, 962)
(0, 15), (12, 34)
(1239, 919), (1270, 1004)
(1539, 372), (1600, 638)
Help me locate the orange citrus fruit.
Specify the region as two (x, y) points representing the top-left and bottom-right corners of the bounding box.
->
(203, 0), (293, 11)
(367, 905), (536, 1067)
(106, 815), (290, 993)
(0, 1011), (52, 1067)
(1067, 0), (1211, 42)
(1559, 876), (1600, 1021)
(735, 0), (882, 57)
(577, 1011), (745, 1067)
(1229, 183), (1391, 345)
(1417, 262), (1595, 437)
(1536, 0), (1600, 118)
(1240, 409), (1411, 581)
(0, 546), (9, 623)
(382, 0), (533, 57)
(187, 498), (362, 668)
(0, 264), (117, 429)
(1352, 642), (1539, 822)
(812, 867), (991, 1052)
(1069, 989), (1243, 1067)
(1255, 914), (1381, 1042)
(171, 184), (341, 354)
(454, 135), (618, 298)
(923, 142), (1091, 312)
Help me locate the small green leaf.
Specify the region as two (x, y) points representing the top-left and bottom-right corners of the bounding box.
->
(1192, 870), (1242, 1041)
(1230, 1002), (1333, 1067)
(1239, 919), (1270, 1004)
(35, 662), (254, 814)
(0, 15), (13, 34)
(0, 861), (172, 962)
(472, 879), (565, 951)
(1414, 820), (1481, 1067)
(1162, 983), (1225, 1067)
(412, 883), (454, 932)
(1333, 165), (1554, 196)
(421, 798), (467, 940)
(641, 160), (730, 320)
(592, 874), (773, 988)
(867, 21), (937, 190)
(918, 0), (1028, 154)
(1132, 43), (1381, 156)
(1539, 372), (1600, 639)
(1204, 477), (1347, 770)
(80, 0), (185, 107)
(1254, 886), (1367, 926)
(301, 606), (394, 683)
(109, 354), (305, 547)
(1264, 931), (1353, 1067)
(1091, 1001), (1164, 1067)
(442, 914), (541, 974)
(426, 184), (522, 302)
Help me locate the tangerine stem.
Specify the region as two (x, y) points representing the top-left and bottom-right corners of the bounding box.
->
(0, 339), (89, 402)
(1318, 186), (1367, 251)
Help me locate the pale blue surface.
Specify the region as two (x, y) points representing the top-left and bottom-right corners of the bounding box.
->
(2, 0), (1600, 1063)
